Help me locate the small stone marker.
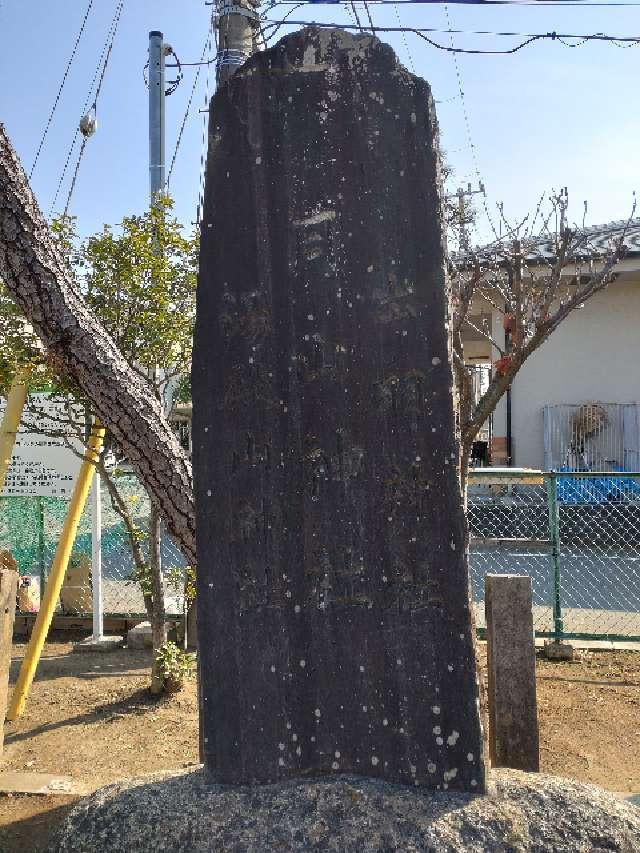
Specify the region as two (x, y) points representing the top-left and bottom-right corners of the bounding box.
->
(193, 28), (485, 791)
(0, 551), (18, 756)
(485, 574), (539, 771)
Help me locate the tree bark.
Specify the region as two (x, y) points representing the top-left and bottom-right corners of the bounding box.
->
(0, 124), (195, 565)
(149, 503), (167, 694)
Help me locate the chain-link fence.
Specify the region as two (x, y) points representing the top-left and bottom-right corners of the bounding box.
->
(3, 469), (640, 641)
(469, 470), (640, 642)
(0, 472), (187, 619)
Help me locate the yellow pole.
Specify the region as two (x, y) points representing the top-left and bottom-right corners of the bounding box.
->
(6, 420), (105, 721)
(0, 367), (32, 494)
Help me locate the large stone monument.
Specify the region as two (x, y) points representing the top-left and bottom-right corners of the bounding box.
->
(45, 27), (640, 853)
(192, 27), (485, 792)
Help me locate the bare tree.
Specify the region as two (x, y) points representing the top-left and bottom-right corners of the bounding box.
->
(451, 190), (636, 485)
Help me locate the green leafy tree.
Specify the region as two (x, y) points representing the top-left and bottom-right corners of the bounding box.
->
(0, 196), (197, 692)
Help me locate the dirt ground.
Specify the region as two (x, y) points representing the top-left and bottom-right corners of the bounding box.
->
(1, 637), (639, 853)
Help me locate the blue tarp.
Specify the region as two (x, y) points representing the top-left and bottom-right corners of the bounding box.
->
(556, 466), (640, 504)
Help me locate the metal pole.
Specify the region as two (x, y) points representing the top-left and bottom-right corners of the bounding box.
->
(91, 472), (103, 640)
(149, 31), (166, 199)
(546, 473), (563, 643)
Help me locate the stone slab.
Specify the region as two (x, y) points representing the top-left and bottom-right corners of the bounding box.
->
(193, 27), (484, 790)
(0, 771), (87, 796)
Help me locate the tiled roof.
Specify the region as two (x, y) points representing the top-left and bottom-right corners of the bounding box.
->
(524, 217), (640, 260)
(463, 217), (640, 263)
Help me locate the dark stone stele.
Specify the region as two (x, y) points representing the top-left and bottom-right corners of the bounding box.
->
(192, 27), (485, 792)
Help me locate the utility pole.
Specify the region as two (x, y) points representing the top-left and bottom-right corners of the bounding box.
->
(148, 30), (166, 199)
(447, 182), (485, 253)
(215, 0), (261, 86)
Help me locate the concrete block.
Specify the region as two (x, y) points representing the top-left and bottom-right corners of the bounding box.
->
(485, 574), (540, 772)
(126, 621), (175, 650)
(543, 640), (574, 661)
(73, 635), (124, 654)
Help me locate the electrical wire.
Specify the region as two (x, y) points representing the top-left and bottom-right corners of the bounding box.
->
(260, 19), (640, 50)
(443, 5), (498, 244)
(197, 17), (217, 225)
(346, 0), (365, 30)
(269, 0), (640, 6)
(62, 0), (125, 217)
(30, 0), (95, 180)
(50, 1), (125, 216)
(168, 31), (213, 186)
(363, 3), (377, 34)
(392, 1), (416, 72)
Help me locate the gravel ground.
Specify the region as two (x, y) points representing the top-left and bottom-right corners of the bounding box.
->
(46, 768), (640, 853)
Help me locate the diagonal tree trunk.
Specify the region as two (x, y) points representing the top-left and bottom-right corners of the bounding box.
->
(0, 123), (196, 565)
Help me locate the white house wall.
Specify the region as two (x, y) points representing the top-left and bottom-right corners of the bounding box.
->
(503, 278), (640, 469)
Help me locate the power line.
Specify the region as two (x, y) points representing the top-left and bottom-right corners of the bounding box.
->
(168, 31), (212, 187)
(50, 1), (125, 216)
(362, 1), (377, 33)
(443, 5), (498, 243)
(197, 17), (217, 225)
(60, 0), (125, 217)
(272, 0), (640, 6)
(261, 20), (640, 51)
(30, 0), (95, 180)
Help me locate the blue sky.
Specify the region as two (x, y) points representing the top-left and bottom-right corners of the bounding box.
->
(1, 1), (638, 245)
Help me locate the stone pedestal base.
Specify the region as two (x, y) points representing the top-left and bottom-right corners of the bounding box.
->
(45, 768), (640, 853)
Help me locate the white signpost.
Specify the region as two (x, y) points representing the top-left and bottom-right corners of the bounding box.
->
(0, 395), (83, 498)
(0, 394), (105, 637)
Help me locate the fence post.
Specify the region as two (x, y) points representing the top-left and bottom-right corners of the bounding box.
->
(546, 473), (563, 643)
